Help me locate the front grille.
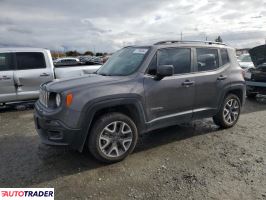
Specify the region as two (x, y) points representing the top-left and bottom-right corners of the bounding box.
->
(39, 87), (50, 107)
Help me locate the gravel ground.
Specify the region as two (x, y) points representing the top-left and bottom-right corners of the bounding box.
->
(0, 98), (266, 200)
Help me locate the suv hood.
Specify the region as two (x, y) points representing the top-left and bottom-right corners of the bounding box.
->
(45, 74), (127, 92)
(249, 45), (266, 67)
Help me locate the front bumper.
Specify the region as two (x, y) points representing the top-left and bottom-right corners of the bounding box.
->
(34, 106), (83, 150)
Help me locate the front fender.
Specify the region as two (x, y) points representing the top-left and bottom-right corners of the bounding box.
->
(76, 97), (147, 152)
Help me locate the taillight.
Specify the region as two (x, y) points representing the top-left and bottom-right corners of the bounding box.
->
(241, 69), (245, 79)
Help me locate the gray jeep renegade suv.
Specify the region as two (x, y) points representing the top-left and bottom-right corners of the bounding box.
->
(34, 40), (246, 163)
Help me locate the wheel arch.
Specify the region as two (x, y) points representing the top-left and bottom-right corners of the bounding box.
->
(216, 84), (245, 114)
(226, 88), (244, 105)
(225, 84), (246, 106)
(78, 98), (147, 152)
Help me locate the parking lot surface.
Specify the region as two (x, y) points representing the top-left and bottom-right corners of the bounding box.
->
(0, 98), (266, 199)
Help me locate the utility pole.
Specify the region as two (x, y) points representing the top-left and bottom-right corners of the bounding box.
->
(180, 32), (183, 41)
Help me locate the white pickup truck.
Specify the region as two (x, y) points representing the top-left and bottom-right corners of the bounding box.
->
(0, 48), (101, 104)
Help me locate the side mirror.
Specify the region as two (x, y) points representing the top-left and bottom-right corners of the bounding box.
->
(155, 65), (174, 80)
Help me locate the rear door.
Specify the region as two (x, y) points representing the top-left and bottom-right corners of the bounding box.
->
(14, 52), (54, 101)
(193, 48), (231, 119)
(0, 52), (16, 103)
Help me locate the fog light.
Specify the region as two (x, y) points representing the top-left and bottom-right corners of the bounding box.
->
(48, 130), (63, 140)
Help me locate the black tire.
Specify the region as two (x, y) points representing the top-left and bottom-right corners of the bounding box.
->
(213, 94), (241, 129)
(246, 92), (256, 98)
(88, 112), (138, 163)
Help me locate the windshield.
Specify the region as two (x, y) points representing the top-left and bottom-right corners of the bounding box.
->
(97, 47), (149, 76)
(239, 54), (252, 62)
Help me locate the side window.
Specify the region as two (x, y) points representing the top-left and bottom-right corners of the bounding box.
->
(16, 52), (46, 70)
(147, 54), (157, 76)
(196, 48), (219, 71)
(221, 48), (230, 65)
(0, 53), (13, 71)
(158, 48), (191, 74)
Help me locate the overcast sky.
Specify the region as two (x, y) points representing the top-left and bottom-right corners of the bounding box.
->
(0, 0), (265, 52)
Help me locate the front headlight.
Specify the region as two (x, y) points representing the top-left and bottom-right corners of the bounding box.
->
(56, 93), (61, 107)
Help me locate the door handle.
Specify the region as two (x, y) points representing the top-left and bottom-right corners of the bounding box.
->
(15, 83), (23, 87)
(217, 75), (227, 81)
(182, 80), (195, 87)
(40, 73), (50, 77)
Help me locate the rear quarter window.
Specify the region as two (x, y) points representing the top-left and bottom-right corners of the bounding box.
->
(16, 52), (46, 70)
(221, 49), (230, 65)
(196, 48), (219, 72)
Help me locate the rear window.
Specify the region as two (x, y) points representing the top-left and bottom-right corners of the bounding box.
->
(221, 49), (230, 65)
(196, 48), (219, 71)
(16, 52), (46, 70)
(0, 53), (13, 71)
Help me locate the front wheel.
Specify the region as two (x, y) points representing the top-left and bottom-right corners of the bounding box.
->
(213, 94), (241, 129)
(88, 113), (138, 163)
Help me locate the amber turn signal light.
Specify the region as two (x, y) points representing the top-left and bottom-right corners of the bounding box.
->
(66, 93), (73, 107)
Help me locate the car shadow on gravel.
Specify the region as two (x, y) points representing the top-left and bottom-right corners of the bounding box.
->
(135, 119), (219, 153)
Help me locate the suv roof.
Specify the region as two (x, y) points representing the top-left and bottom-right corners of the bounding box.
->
(151, 40), (233, 49)
(154, 40), (227, 46)
(125, 40), (234, 51)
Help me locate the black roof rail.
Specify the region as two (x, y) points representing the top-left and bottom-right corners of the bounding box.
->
(154, 40), (227, 46)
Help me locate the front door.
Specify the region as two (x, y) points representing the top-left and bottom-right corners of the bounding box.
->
(0, 53), (16, 103)
(144, 47), (195, 129)
(14, 52), (54, 101)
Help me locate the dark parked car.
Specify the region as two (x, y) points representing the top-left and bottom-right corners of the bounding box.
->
(244, 45), (266, 97)
(34, 41), (246, 163)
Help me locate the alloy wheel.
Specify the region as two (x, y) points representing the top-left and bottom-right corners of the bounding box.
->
(223, 98), (240, 125)
(99, 121), (133, 158)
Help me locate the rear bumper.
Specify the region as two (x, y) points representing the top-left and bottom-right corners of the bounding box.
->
(246, 81), (266, 87)
(246, 81), (266, 94)
(34, 108), (83, 150)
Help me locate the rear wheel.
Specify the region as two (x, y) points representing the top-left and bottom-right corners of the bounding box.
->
(88, 112), (138, 163)
(213, 94), (241, 129)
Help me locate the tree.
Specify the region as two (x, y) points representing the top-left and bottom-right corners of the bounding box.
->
(215, 36), (223, 43)
(50, 51), (66, 59)
(84, 51), (94, 56)
(65, 50), (80, 57)
(96, 52), (103, 57)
